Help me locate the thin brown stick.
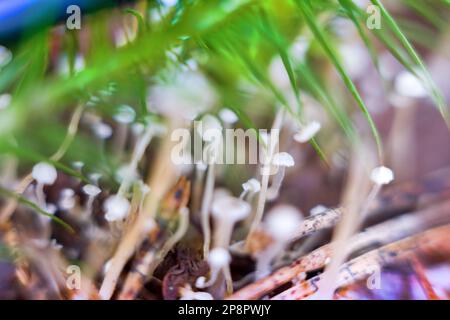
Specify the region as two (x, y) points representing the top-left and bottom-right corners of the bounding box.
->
(227, 200), (450, 300)
(272, 225), (450, 300)
(410, 255), (441, 300)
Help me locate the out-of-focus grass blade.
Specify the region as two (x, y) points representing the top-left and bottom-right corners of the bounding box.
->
(344, 2), (416, 75)
(0, 141), (89, 184)
(0, 186), (75, 233)
(338, 0), (380, 71)
(258, 9), (303, 114)
(124, 8), (146, 35)
(402, 0), (446, 30)
(295, 0), (383, 159)
(297, 63), (356, 141)
(371, 0), (449, 124)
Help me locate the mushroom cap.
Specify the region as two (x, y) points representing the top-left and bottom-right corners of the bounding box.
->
(370, 166), (394, 185)
(310, 204), (329, 216)
(198, 114), (223, 142)
(219, 108), (238, 124)
(89, 173), (102, 184)
(59, 188), (76, 210)
(195, 276), (207, 289)
(92, 122), (113, 139)
(103, 195), (130, 221)
(82, 184), (102, 197)
(395, 71), (427, 98)
(148, 71), (216, 120)
(113, 104), (136, 124)
(211, 195), (251, 222)
(242, 178), (261, 193)
(207, 247), (231, 269)
(32, 162), (57, 185)
(115, 165), (138, 183)
(264, 205), (303, 242)
(0, 93), (11, 110)
(61, 188), (75, 198)
(294, 121), (321, 143)
(192, 291), (213, 300)
(71, 161), (85, 170)
(272, 152), (295, 167)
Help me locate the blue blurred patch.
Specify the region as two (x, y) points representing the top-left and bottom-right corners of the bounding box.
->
(0, 0), (117, 44)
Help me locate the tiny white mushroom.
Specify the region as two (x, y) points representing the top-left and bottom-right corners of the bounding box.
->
(353, 166), (395, 244)
(71, 161), (85, 171)
(92, 122), (113, 139)
(219, 108), (238, 125)
(196, 247), (231, 289)
(255, 205), (303, 279)
(266, 152), (295, 201)
(32, 162), (57, 209)
(265, 205), (303, 242)
(88, 173), (102, 185)
(131, 123), (145, 136)
(240, 178), (261, 199)
(395, 71), (427, 98)
(82, 184), (102, 217)
(198, 114), (222, 138)
(294, 121), (321, 143)
(46, 203), (58, 215)
(148, 71), (217, 120)
(370, 166), (394, 185)
(272, 152), (295, 167)
(103, 195), (130, 221)
(59, 188), (76, 210)
(113, 105), (136, 124)
(0, 93), (12, 110)
(209, 247), (231, 269)
(211, 195), (251, 247)
(310, 204), (329, 216)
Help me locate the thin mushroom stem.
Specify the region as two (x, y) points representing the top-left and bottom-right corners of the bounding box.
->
(192, 164), (206, 214)
(266, 166), (285, 201)
(35, 183), (46, 210)
(246, 171), (269, 247)
(245, 108), (284, 246)
(214, 220), (233, 248)
(223, 264), (233, 296)
(85, 196), (95, 215)
(239, 189), (248, 200)
(117, 126), (156, 197)
(201, 163), (215, 258)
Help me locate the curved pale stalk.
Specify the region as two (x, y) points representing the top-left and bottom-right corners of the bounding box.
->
(117, 126), (155, 197)
(266, 166), (285, 201)
(201, 164), (215, 258)
(245, 109), (284, 246)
